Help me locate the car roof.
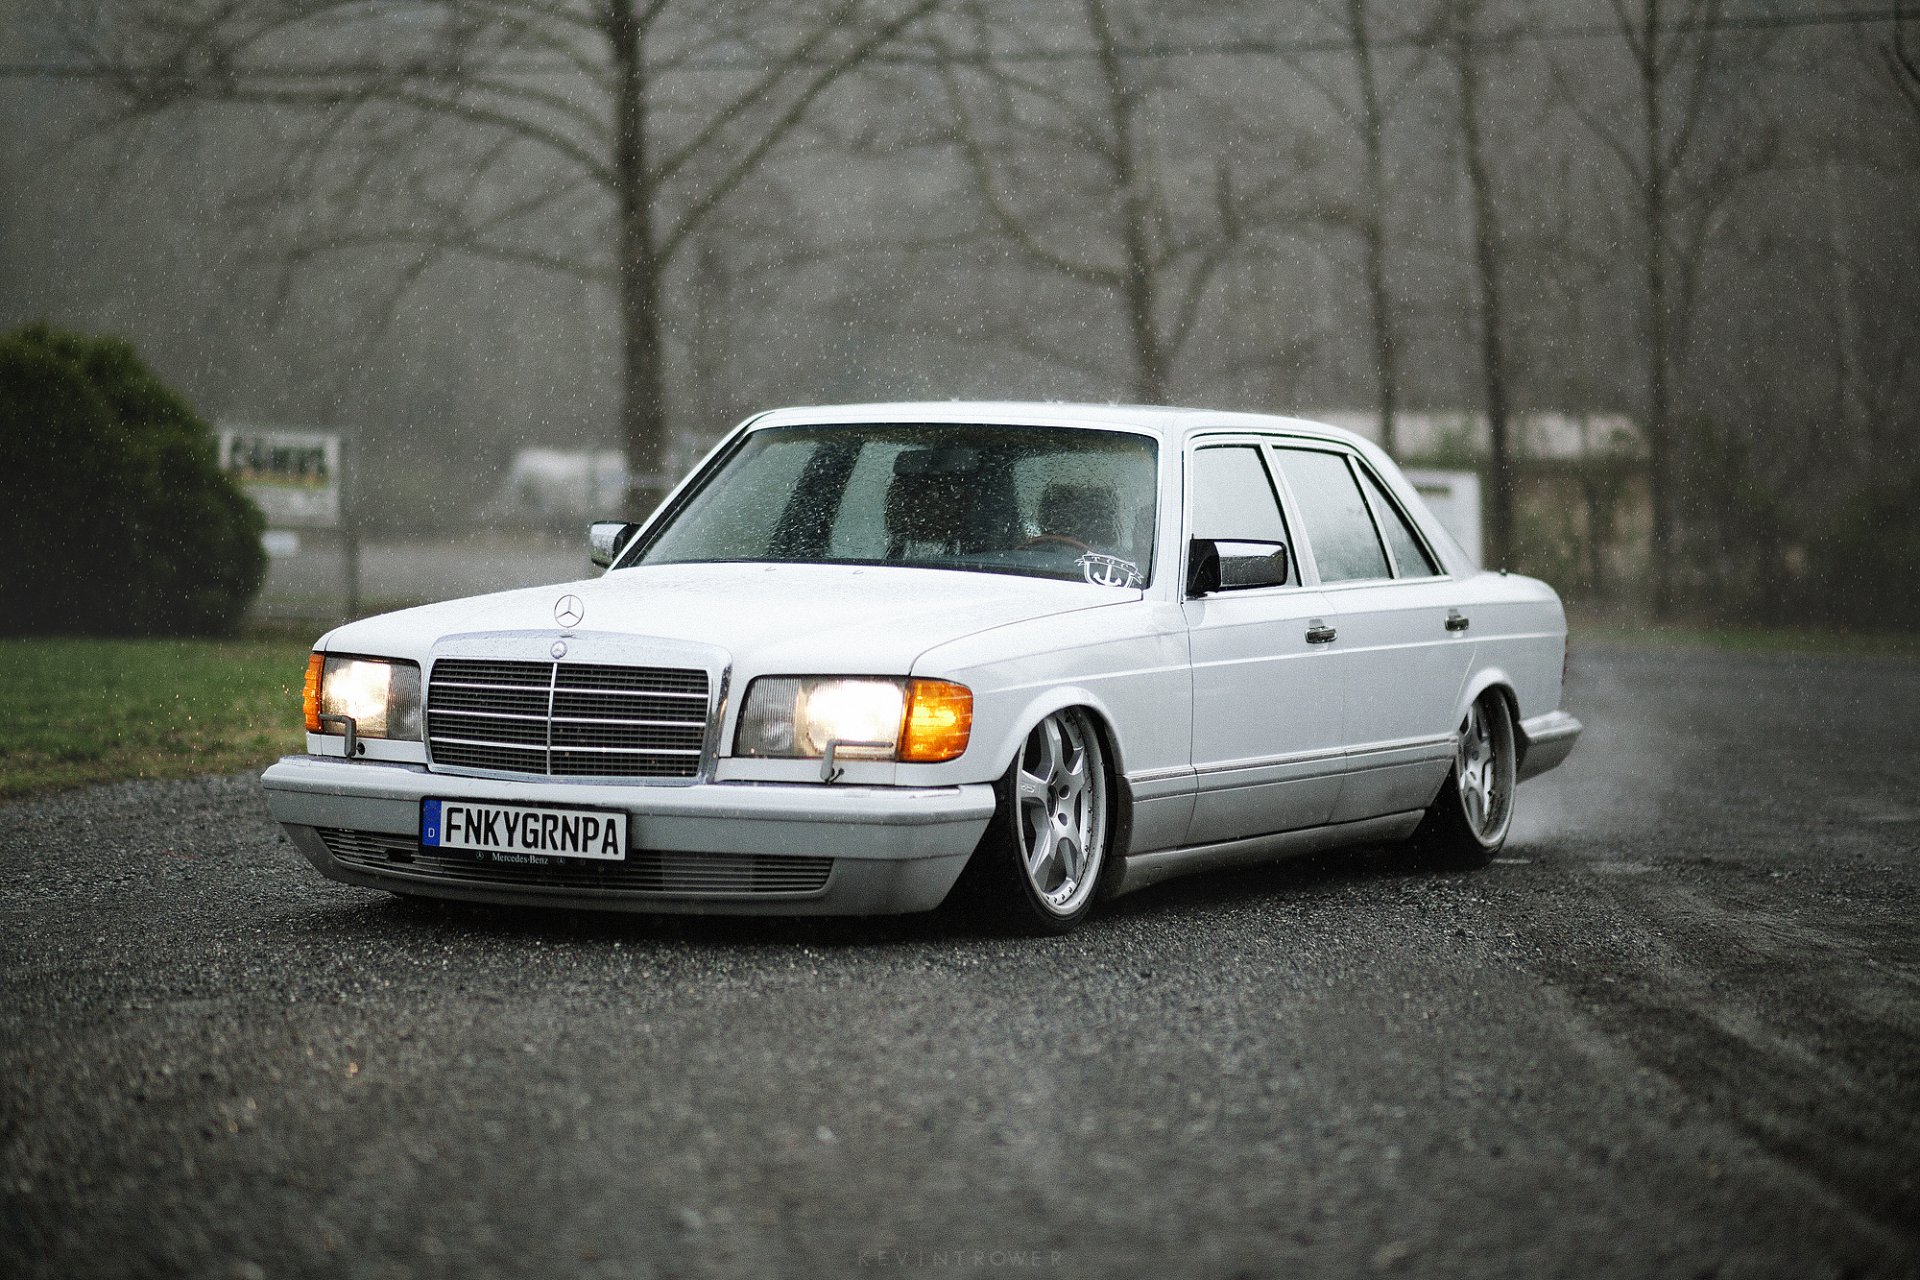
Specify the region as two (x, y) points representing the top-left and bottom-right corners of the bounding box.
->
(745, 401), (1375, 450)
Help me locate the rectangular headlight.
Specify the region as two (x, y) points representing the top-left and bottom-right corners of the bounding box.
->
(735, 677), (971, 764)
(315, 655), (422, 741)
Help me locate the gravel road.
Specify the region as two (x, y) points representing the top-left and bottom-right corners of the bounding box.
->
(3, 647), (1917, 1279)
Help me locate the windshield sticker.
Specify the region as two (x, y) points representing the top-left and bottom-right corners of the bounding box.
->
(1078, 553), (1144, 588)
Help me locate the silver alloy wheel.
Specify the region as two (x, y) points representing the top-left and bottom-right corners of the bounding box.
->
(1013, 710), (1107, 916)
(1456, 696), (1514, 845)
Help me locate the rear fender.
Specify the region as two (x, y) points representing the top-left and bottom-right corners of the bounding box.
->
(1455, 667), (1520, 740)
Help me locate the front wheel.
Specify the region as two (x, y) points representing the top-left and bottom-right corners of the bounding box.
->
(948, 708), (1110, 934)
(1410, 690), (1517, 869)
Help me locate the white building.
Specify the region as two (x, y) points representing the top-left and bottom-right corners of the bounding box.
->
(483, 448), (629, 524)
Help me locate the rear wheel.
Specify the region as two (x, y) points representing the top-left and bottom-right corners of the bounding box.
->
(950, 708), (1110, 934)
(1411, 690), (1516, 869)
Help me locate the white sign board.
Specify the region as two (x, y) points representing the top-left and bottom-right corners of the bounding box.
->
(219, 427), (341, 528)
(1401, 468), (1484, 567)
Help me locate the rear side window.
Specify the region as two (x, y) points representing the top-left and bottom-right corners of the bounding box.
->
(1358, 466), (1441, 577)
(1271, 449), (1391, 583)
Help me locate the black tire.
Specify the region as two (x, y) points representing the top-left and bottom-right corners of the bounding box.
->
(1410, 690), (1517, 870)
(946, 708), (1111, 935)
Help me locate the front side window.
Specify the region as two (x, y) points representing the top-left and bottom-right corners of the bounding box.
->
(1189, 444), (1297, 591)
(632, 424), (1158, 586)
(1271, 448), (1392, 583)
(1191, 445), (1288, 543)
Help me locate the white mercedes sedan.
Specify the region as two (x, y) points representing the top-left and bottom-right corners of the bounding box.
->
(263, 403), (1580, 933)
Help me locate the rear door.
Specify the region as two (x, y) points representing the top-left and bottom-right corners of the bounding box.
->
(1181, 440), (1344, 844)
(1268, 446), (1469, 823)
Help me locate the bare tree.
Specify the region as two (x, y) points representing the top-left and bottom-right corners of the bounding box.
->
(1551, 0), (1778, 613)
(67, 0), (939, 503)
(1439, 0), (1519, 569)
(936, 0), (1319, 403)
(1525, 142), (1640, 599)
(1286, 0), (1445, 456)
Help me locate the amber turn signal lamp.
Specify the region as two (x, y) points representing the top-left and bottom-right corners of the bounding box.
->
(303, 652), (324, 733)
(899, 679), (972, 763)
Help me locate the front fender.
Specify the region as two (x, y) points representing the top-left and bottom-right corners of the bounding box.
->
(975, 685), (1129, 782)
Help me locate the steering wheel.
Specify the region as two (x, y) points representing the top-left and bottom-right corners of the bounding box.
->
(1016, 533), (1096, 555)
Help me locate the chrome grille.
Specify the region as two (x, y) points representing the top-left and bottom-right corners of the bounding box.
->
(427, 659), (710, 779)
(318, 828), (832, 896)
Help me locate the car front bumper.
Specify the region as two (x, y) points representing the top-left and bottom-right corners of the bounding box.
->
(261, 756), (996, 916)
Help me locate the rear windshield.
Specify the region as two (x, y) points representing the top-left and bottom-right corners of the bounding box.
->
(630, 424), (1159, 587)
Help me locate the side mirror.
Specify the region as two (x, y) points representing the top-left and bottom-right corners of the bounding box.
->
(589, 520), (641, 569)
(1189, 538), (1289, 596)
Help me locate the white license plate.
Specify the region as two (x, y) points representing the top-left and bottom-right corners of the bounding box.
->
(421, 799), (627, 862)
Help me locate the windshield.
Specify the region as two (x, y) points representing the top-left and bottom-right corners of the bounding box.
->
(631, 424), (1158, 586)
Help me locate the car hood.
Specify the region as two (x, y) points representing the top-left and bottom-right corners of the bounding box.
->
(322, 561), (1140, 676)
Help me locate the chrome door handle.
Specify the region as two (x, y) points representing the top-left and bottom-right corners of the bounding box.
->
(1305, 624), (1337, 645)
(1445, 611), (1471, 632)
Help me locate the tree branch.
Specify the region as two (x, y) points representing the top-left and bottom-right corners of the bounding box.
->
(649, 0), (864, 186)
(933, 52), (1127, 286)
(659, 0), (942, 258)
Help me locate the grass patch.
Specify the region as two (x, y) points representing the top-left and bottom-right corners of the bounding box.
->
(1569, 614), (1920, 661)
(0, 636), (315, 799)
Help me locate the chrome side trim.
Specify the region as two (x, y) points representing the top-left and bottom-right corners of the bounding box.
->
(1343, 734), (1456, 762)
(1194, 744), (1344, 777)
(1194, 734), (1454, 778)
(1126, 766), (1197, 804)
(1130, 735), (1454, 803)
(1113, 810), (1424, 896)
(1185, 734), (1455, 797)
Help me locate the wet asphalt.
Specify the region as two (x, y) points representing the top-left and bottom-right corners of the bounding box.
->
(2, 645), (1917, 1279)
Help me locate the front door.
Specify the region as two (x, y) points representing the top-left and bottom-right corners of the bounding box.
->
(1182, 441), (1345, 845)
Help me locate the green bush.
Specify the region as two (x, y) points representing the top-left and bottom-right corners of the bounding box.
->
(0, 325), (266, 636)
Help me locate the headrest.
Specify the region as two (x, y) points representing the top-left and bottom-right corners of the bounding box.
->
(1038, 482), (1118, 547)
(887, 463), (972, 547)
(894, 446), (980, 478)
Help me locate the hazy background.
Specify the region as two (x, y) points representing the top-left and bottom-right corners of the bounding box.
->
(3, 0), (1916, 621)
